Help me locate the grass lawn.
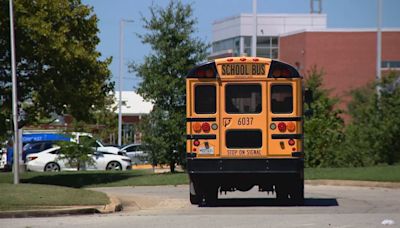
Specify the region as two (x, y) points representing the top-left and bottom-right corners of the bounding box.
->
(305, 165), (400, 182)
(0, 183), (109, 211)
(0, 169), (189, 188)
(0, 165), (399, 191)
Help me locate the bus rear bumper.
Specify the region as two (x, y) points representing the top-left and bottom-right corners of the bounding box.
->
(187, 158), (303, 174)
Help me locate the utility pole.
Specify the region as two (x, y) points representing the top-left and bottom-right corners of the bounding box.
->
(9, 0), (19, 184)
(376, 0), (382, 99)
(251, 0), (257, 57)
(118, 19), (133, 146)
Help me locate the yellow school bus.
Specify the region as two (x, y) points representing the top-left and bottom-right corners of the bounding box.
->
(186, 57), (309, 206)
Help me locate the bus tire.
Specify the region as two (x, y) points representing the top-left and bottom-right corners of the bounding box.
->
(290, 179), (304, 206)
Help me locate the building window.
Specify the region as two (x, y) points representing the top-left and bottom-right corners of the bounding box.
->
(382, 61), (400, 69)
(212, 36), (278, 58)
(122, 124), (135, 144)
(244, 36), (252, 56)
(256, 36), (278, 59)
(212, 37), (241, 56)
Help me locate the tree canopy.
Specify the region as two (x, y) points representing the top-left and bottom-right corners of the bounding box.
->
(0, 0), (114, 140)
(339, 71), (400, 166)
(303, 66), (344, 167)
(131, 0), (209, 172)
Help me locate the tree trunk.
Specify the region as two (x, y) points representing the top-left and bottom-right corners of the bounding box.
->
(170, 161), (175, 173)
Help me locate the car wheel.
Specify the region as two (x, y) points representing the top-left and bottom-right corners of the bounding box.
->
(106, 161), (122, 171)
(44, 162), (60, 172)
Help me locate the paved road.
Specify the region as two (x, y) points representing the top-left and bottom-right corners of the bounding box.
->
(1, 184), (399, 228)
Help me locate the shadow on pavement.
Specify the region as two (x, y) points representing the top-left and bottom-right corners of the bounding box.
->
(213, 198), (338, 207)
(21, 172), (135, 188)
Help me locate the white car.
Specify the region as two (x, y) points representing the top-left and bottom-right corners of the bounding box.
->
(26, 147), (132, 172)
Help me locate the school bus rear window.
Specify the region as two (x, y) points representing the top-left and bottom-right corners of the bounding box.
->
(225, 84), (261, 114)
(195, 85), (216, 114)
(226, 130), (262, 148)
(271, 85), (293, 113)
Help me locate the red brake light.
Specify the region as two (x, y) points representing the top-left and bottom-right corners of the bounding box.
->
(201, 122), (210, 133)
(193, 140), (200, 147)
(28, 156), (38, 161)
(278, 122), (286, 132)
(288, 139), (295, 146)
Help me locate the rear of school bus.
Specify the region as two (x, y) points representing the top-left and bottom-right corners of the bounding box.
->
(186, 57), (304, 206)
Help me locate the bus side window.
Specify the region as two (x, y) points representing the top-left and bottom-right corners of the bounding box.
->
(271, 85), (293, 114)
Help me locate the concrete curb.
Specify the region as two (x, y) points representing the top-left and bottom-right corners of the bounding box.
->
(0, 194), (123, 219)
(306, 179), (400, 189)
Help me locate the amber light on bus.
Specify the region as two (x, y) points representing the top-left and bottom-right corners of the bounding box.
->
(287, 122), (296, 132)
(193, 122), (202, 133)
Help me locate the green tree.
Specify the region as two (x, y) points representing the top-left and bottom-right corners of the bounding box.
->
(0, 0), (114, 139)
(341, 71), (400, 166)
(304, 66), (344, 167)
(57, 139), (94, 171)
(131, 1), (208, 172)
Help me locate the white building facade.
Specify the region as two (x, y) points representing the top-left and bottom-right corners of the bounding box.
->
(113, 91), (153, 144)
(211, 13), (327, 59)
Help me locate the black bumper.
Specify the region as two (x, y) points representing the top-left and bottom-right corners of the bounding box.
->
(187, 158), (303, 174)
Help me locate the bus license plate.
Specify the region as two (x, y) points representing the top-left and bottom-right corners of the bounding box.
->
(199, 147), (214, 155)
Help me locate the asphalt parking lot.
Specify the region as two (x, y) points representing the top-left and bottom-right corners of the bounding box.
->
(2, 184), (398, 228)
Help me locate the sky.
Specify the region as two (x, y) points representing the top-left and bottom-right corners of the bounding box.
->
(81, 0), (400, 91)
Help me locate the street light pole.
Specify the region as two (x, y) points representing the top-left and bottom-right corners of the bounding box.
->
(376, 0), (382, 99)
(252, 0), (257, 57)
(9, 0), (19, 184)
(118, 19), (133, 147)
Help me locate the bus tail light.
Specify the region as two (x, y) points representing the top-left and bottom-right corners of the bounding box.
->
(201, 122), (210, 133)
(193, 122), (202, 133)
(288, 139), (295, 146)
(287, 122), (296, 132)
(278, 122), (286, 132)
(193, 140), (200, 147)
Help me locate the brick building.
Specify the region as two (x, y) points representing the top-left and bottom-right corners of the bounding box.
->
(210, 14), (400, 112)
(279, 29), (400, 108)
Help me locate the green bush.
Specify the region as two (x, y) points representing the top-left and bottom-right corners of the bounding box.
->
(339, 72), (400, 166)
(303, 66), (344, 167)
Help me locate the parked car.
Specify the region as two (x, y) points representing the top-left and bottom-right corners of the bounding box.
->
(6, 132), (121, 170)
(22, 141), (57, 162)
(0, 147), (7, 170)
(119, 144), (148, 165)
(26, 147), (132, 172)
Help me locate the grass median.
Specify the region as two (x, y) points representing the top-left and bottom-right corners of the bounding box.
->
(0, 165), (399, 190)
(0, 183), (109, 211)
